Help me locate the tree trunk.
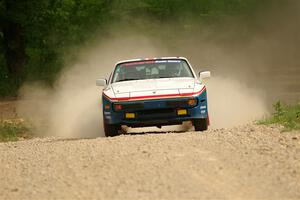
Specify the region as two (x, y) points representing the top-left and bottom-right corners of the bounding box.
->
(1, 0), (27, 85)
(3, 21), (26, 78)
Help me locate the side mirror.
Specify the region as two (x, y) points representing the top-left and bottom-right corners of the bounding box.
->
(199, 71), (211, 82)
(96, 79), (107, 86)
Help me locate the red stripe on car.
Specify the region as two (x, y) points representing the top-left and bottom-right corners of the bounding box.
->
(103, 86), (206, 102)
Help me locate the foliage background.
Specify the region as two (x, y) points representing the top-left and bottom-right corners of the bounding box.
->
(0, 0), (282, 97)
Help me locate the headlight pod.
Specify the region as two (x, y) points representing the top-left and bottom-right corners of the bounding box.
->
(167, 98), (198, 107)
(113, 104), (123, 111)
(113, 103), (144, 111)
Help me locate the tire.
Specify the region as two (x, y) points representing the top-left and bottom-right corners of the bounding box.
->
(194, 118), (208, 131)
(104, 123), (120, 137)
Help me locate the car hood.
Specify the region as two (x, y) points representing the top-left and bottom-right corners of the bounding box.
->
(109, 78), (196, 99)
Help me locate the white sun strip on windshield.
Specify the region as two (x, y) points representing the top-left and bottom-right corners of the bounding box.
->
(155, 60), (181, 63)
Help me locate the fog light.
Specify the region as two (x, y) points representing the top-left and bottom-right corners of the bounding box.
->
(177, 109), (187, 115)
(125, 113), (135, 119)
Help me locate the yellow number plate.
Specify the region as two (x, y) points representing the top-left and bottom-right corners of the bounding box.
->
(125, 113), (135, 119)
(177, 109), (187, 115)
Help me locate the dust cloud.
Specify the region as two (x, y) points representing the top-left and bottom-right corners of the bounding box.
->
(16, 34), (268, 137)
(205, 77), (267, 128)
(17, 36), (162, 137)
(17, 1), (300, 137)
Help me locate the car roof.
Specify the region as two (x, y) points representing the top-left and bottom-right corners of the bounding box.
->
(115, 57), (188, 65)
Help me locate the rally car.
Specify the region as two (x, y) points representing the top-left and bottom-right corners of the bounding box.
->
(96, 57), (211, 137)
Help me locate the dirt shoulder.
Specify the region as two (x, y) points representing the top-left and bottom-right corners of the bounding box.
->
(0, 100), (17, 120)
(0, 125), (299, 200)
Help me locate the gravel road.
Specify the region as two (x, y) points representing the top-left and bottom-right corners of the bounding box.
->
(0, 125), (300, 200)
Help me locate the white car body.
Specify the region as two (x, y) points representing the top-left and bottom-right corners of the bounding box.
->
(102, 57), (207, 101)
(97, 57), (211, 137)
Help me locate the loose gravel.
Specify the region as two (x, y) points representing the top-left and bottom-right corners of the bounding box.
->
(0, 125), (299, 200)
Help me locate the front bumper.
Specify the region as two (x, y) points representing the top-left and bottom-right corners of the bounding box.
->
(102, 90), (208, 127)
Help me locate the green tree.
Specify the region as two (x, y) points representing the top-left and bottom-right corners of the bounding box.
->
(0, 0), (112, 96)
(0, 0), (272, 97)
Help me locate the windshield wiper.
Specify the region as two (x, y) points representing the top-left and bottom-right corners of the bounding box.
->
(117, 78), (138, 82)
(158, 76), (170, 78)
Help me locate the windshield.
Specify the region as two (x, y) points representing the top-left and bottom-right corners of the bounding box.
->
(112, 59), (194, 83)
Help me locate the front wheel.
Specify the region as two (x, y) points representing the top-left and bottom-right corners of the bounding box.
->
(104, 123), (121, 137)
(194, 118), (208, 131)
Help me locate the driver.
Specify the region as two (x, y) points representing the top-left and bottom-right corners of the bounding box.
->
(166, 63), (180, 77)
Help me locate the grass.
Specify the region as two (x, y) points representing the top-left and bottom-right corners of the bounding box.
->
(0, 119), (32, 142)
(259, 101), (300, 131)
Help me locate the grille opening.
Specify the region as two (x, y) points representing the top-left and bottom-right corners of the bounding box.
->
(135, 108), (176, 120)
(138, 108), (175, 115)
(122, 103), (144, 110)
